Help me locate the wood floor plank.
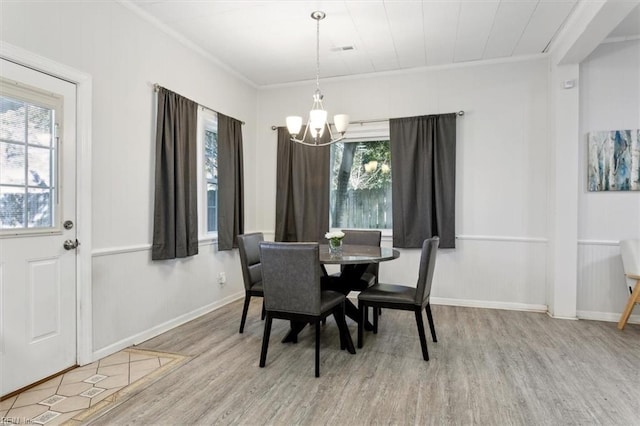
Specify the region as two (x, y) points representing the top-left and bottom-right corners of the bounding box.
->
(86, 301), (640, 425)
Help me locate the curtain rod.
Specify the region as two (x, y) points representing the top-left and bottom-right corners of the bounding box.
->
(153, 83), (245, 125)
(270, 111), (464, 131)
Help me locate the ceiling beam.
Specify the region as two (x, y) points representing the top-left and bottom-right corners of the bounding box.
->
(550, 0), (639, 65)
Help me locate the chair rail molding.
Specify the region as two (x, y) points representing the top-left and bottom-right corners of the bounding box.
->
(92, 238), (220, 257)
(577, 239), (620, 246)
(456, 235), (548, 244)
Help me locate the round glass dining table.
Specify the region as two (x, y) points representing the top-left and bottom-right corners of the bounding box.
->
(319, 244), (400, 265)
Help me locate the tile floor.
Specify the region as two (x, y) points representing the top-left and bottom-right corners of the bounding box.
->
(0, 348), (185, 425)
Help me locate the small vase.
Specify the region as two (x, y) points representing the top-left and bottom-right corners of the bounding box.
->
(329, 238), (343, 256)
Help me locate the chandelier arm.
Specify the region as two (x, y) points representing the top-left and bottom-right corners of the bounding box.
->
(289, 135), (345, 147)
(300, 119), (310, 143)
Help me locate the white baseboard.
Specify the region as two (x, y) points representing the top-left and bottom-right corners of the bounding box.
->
(353, 294), (547, 313)
(430, 297), (548, 313)
(577, 310), (640, 325)
(91, 294), (638, 364)
(546, 312), (578, 320)
(91, 291), (244, 362)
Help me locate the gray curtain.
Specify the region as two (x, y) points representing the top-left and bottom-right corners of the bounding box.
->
(274, 127), (330, 242)
(152, 87), (199, 260)
(390, 113), (457, 248)
(217, 113), (245, 250)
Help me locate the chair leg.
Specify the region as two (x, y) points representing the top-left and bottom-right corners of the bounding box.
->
(373, 307), (379, 334)
(358, 303), (365, 349)
(239, 293), (251, 333)
(364, 305), (369, 327)
(414, 308), (429, 361)
(259, 314), (273, 367)
(261, 300), (266, 320)
(425, 303), (437, 342)
(618, 279), (640, 330)
(315, 321), (321, 378)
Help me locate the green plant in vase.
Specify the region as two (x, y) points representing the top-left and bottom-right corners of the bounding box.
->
(325, 230), (345, 255)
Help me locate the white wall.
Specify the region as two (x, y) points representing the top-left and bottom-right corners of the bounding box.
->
(1, 1), (258, 357)
(577, 39), (640, 322)
(257, 57), (550, 311)
(4, 0), (634, 365)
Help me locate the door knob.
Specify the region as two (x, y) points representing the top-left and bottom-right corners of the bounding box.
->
(63, 239), (80, 250)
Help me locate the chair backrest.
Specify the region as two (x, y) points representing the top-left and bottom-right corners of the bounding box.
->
(414, 237), (440, 306)
(620, 239), (640, 292)
(259, 242), (322, 316)
(340, 230), (382, 277)
(237, 233), (264, 291)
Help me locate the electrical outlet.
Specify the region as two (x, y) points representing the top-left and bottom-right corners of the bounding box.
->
(218, 272), (226, 285)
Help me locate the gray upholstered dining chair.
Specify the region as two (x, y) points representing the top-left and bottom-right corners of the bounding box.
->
(618, 239), (640, 330)
(357, 237), (439, 361)
(258, 241), (354, 377)
(237, 233), (265, 333)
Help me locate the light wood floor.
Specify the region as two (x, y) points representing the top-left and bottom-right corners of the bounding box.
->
(87, 300), (640, 425)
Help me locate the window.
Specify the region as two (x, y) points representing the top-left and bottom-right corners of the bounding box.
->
(1, 80), (61, 233)
(198, 108), (217, 235)
(329, 123), (392, 230)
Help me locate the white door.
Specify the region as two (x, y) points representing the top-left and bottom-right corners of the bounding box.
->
(0, 58), (77, 396)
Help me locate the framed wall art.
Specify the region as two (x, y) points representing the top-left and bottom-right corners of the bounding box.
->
(588, 129), (640, 191)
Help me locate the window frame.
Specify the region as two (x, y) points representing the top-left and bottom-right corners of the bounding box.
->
(196, 107), (218, 241)
(0, 78), (63, 237)
(329, 121), (392, 234)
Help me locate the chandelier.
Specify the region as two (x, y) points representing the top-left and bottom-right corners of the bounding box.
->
(286, 11), (349, 147)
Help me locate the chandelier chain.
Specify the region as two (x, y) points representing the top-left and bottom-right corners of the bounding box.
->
(315, 14), (321, 92)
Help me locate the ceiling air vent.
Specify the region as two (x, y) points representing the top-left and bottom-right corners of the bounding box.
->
(331, 45), (355, 52)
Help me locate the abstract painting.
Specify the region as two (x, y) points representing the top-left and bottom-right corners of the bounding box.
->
(588, 129), (640, 191)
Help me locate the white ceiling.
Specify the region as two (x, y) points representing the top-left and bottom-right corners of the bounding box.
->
(608, 2), (640, 39)
(126, 0), (638, 87)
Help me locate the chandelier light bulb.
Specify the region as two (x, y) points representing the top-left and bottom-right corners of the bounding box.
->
(286, 116), (303, 136)
(334, 114), (349, 134)
(310, 109), (327, 132)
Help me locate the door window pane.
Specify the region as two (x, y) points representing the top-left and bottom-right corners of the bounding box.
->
(0, 142), (26, 185)
(27, 188), (51, 228)
(27, 146), (52, 187)
(0, 186), (24, 228)
(0, 97), (26, 143)
(28, 104), (53, 147)
(0, 94), (56, 230)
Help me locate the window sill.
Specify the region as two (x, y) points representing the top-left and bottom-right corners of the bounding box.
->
(199, 234), (218, 246)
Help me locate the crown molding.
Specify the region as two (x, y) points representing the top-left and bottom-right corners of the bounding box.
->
(258, 53), (550, 91)
(115, 0), (258, 89)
